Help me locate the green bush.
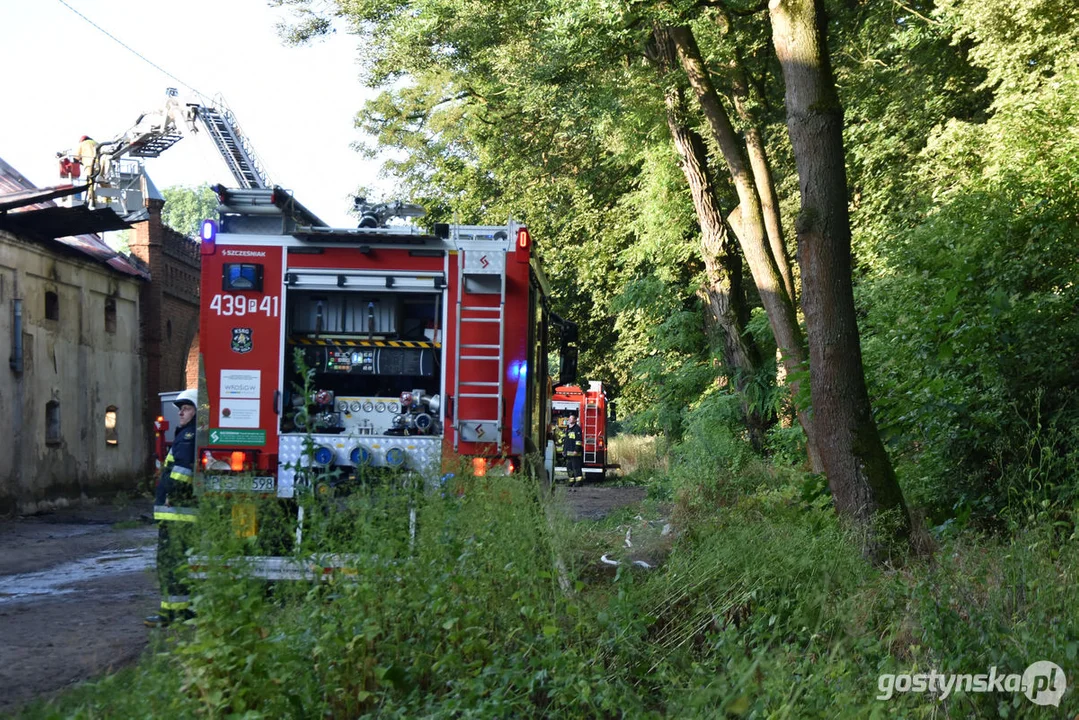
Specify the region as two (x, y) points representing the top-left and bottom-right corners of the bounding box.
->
(22, 470), (1078, 718)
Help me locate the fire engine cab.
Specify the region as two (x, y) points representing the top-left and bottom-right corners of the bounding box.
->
(198, 188), (560, 502)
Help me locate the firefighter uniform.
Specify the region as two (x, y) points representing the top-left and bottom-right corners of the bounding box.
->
(562, 417), (584, 485)
(76, 136), (99, 181)
(145, 393), (198, 627)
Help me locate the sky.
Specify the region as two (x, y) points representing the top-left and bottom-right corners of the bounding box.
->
(0, 0), (389, 227)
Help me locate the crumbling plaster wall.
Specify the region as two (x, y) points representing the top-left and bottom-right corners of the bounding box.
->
(0, 230), (147, 514)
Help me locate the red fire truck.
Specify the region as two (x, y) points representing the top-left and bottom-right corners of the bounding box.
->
(552, 381), (612, 481)
(197, 189), (564, 513)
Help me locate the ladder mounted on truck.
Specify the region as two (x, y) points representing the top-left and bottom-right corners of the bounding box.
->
(117, 88), (269, 189)
(583, 393), (601, 466)
(188, 100), (269, 190)
(61, 88), (270, 218)
(452, 227), (512, 453)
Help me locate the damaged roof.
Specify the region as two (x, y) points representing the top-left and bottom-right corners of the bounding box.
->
(0, 158), (147, 279)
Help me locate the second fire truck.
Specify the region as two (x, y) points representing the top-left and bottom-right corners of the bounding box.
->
(552, 381), (612, 481)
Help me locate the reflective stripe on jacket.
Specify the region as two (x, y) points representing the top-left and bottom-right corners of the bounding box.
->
(154, 505), (198, 522)
(562, 424), (583, 455)
(161, 595), (191, 610)
(170, 464), (193, 483)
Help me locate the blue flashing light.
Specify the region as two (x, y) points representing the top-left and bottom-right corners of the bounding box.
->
(508, 360), (528, 380)
(200, 219), (217, 242)
(199, 219), (217, 256)
(511, 360), (528, 455)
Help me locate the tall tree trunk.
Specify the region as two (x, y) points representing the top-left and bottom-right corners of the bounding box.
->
(650, 25), (769, 447)
(729, 47), (797, 304)
(769, 0), (910, 551)
(678, 121), (770, 448)
(669, 24), (823, 472)
(667, 92), (762, 383)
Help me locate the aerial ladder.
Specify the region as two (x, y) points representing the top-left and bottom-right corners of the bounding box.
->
(59, 88), (270, 220)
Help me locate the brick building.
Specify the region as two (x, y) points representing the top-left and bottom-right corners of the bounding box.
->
(128, 196), (201, 429)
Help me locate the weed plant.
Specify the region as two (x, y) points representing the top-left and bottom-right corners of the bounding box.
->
(20, 396), (1079, 718)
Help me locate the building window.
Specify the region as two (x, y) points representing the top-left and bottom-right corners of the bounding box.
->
(45, 291), (59, 321)
(105, 297), (117, 334)
(46, 400), (61, 445)
(105, 405), (119, 445)
(167, 319), (172, 340)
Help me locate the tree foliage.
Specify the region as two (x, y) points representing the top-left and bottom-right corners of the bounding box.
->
(161, 184), (219, 238)
(851, 1), (1079, 527)
(275, 0), (1079, 533)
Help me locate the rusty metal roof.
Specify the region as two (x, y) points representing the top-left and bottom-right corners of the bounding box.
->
(0, 183), (82, 212)
(0, 203), (132, 238)
(0, 158), (146, 279)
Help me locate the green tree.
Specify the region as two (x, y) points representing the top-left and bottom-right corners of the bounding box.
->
(269, 0), (1079, 540)
(161, 184), (219, 238)
(769, 0), (910, 552)
(849, 0), (1079, 528)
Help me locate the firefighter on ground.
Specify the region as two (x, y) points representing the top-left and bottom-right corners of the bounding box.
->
(563, 413), (584, 485)
(145, 389), (199, 628)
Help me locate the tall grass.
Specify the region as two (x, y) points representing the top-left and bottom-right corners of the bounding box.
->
(19, 444), (1079, 717)
(607, 433), (668, 480)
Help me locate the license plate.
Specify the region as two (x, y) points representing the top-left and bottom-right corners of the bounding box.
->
(203, 475), (276, 494)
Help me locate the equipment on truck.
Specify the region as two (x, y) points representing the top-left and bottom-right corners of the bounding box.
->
(552, 381), (614, 481)
(195, 185), (569, 576)
(57, 88), (268, 219)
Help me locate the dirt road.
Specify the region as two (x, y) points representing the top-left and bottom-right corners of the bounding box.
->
(559, 484), (648, 520)
(0, 499), (158, 715)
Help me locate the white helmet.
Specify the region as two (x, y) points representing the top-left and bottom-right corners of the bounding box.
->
(173, 389), (198, 408)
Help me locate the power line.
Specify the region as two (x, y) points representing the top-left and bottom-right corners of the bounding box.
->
(56, 0), (204, 97)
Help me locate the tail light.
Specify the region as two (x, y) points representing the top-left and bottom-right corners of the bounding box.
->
(472, 457), (488, 477)
(203, 451), (228, 471)
(203, 450), (255, 472)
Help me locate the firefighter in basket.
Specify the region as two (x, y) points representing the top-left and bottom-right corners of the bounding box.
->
(145, 389), (199, 627)
(563, 413), (584, 486)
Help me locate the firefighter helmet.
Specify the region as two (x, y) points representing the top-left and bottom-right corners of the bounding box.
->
(173, 389), (198, 408)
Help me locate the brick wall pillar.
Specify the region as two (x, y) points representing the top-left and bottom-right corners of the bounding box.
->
(185, 330), (201, 388)
(129, 198), (166, 473)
